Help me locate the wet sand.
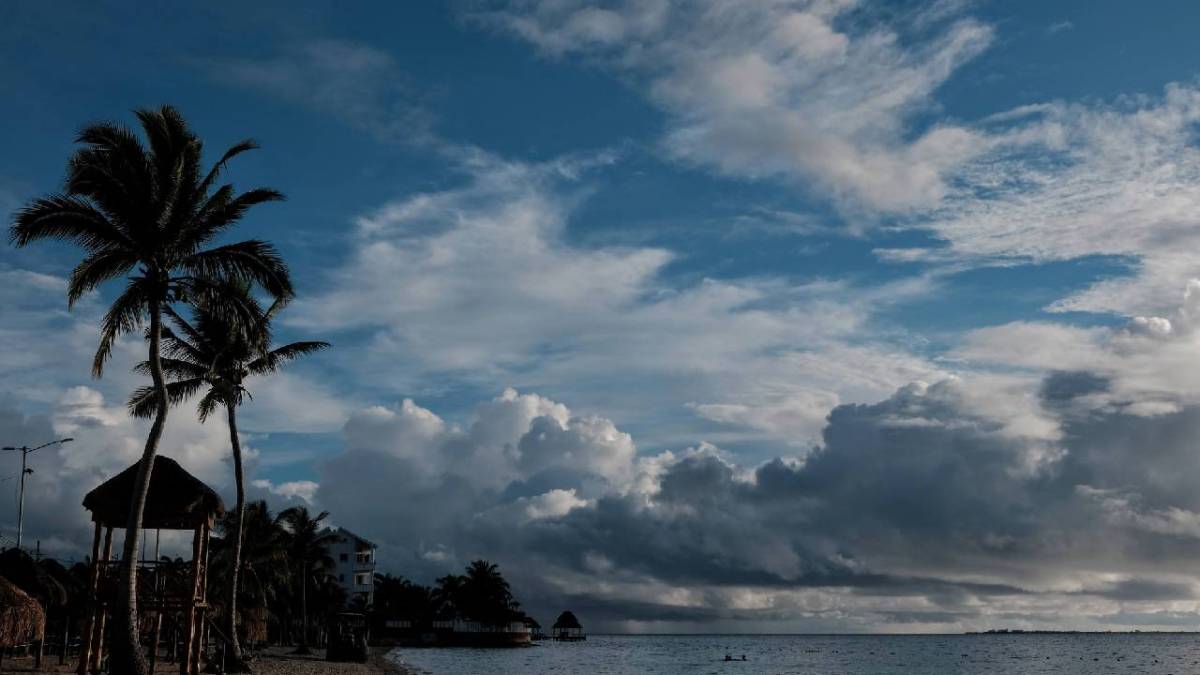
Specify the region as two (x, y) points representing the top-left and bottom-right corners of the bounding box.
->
(0, 645), (412, 674)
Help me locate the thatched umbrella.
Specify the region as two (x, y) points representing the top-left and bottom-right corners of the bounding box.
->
(82, 455), (224, 529)
(552, 610), (581, 631)
(552, 610), (584, 640)
(0, 575), (45, 671)
(0, 550), (68, 611)
(242, 605), (269, 645)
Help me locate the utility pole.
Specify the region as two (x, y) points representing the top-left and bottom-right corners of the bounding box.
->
(2, 437), (73, 551)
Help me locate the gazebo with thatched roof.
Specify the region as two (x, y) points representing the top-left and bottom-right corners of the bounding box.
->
(0, 575), (45, 671)
(78, 455), (224, 675)
(551, 610), (585, 641)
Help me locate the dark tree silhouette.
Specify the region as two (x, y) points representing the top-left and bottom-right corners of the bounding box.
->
(9, 105), (291, 675)
(431, 560), (523, 627)
(277, 506), (333, 654)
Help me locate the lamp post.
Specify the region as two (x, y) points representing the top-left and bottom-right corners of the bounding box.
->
(2, 438), (73, 550)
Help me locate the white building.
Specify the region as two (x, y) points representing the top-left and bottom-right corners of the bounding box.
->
(323, 527), (377, 607)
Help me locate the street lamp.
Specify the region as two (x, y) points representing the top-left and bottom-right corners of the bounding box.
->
(2, 437), (73, 550)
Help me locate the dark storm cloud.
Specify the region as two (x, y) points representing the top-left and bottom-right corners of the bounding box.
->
(316, 376), (1200, 630)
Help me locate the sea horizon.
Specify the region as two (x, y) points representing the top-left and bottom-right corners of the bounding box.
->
(389, 633), (1200, 675)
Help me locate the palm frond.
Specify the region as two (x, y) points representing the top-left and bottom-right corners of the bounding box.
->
(178, 240), (293, 301)
(93, 280), (148, 377)
(133, 357), (208, 381)
(127, 377), (205, 419)
(10, 196), (132, 252)
(197, 389), (224, 422)
(198, 139), (259, 194)
(175, 275), (269, 340)
(248, 341), (331, 375)
(67, 249), (139, 307)
(177, 189), (286, 255)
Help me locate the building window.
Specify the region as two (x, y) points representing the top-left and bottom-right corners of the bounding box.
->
(354, 572), (371, 587)
(340, 553), (348, 562)
(339, 574), (345, 582)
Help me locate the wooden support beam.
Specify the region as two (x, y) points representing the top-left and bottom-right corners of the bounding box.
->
(149, 610), (163, 673)
(89, 527), (112, 674)
(75, 522), (102, 675)
(181, 525), (203, 675)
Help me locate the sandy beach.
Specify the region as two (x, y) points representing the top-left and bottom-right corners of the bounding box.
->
(0, 646), (412, 674)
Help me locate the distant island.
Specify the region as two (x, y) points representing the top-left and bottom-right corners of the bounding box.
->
(964, 624), (1200, 629)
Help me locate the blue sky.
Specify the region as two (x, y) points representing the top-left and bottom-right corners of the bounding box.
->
(10, 1), (1200, 631)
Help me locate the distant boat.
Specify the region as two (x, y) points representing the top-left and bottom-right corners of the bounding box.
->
(552, 610), (586, 641)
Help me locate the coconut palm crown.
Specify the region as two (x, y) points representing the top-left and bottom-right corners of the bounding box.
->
(11, 105), (293, 376)
(127, 289), (329, 421)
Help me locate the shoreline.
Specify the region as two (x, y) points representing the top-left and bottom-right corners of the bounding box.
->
(0, 646), (414, 674)
(250, 646), (415, 675)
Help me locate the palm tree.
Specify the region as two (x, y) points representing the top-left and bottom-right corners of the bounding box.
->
(128, 286), (328, 671)
(461, 560), (517, 626)
(209, 501), (291, 653)
(432, 573), (464, 620)
(277, 506), (333, 654)
(9, 106), (292, 675)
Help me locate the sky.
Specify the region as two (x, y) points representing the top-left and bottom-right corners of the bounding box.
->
(7, 0), (1200, 633)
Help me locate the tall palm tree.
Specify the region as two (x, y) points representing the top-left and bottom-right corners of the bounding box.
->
(277, 506), (333, 654)
(128, 286), (328, 671)
(9, 106), (292, 675)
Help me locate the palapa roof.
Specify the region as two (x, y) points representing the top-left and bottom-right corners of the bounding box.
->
(0, 575), (44, 647)
(552, 610), (582, 630)
(0, 549), (68, 608)
(83, 455), (225, 529)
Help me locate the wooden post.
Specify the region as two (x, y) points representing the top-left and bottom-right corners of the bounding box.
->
(190, 616), (205, 675)
(181, 525), (203, 675)
(149, 611), (163, 672)
(190, 523), (209, 675)
(59, 616), (68, 665)
(76, 522), (102, 675)
(89, 527), (112, 674)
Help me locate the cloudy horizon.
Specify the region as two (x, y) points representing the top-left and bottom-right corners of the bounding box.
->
(6, 0), (1200, 633)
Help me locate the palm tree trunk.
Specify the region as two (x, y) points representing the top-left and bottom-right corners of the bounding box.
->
(299, 561), (309, 652)
(111, 298), (167, 675)
(224, 401), (249, 672)
(287, 559), (313, 654)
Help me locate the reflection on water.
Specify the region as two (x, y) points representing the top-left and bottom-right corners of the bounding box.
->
(391, 633), (1200, 675)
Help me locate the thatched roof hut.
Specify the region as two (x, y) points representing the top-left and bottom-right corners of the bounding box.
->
(242, 605), (269, 644)
(0, 550), (67, 610)
(552, 611), (581, 630)
(552, 610), (585, 640)
(83, 455), (225, 528)
(0, 576), (44, 648)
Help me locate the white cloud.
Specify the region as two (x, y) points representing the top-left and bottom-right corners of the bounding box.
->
(251, 478), (320, 503)
(896, 84), (1200, 317)
(292, 151), (946, 449)
(957, 280), (1200, 417)
(522, 488), (591, 521)
(208, 39), (434, 144)
(477, 0), (995, 212)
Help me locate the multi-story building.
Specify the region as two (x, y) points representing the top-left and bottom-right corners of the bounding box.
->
(324, 527), (377, 607)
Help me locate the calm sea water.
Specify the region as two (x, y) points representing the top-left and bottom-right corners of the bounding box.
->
(388, 633), (1200, 675)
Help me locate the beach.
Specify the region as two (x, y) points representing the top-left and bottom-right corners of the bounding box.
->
(0, 646), (412, 674)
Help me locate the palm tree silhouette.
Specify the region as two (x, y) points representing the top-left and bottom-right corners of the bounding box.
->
(9, 105), (291, 675)
(277, 506), (333, 654)
(128, 285), (328, 670)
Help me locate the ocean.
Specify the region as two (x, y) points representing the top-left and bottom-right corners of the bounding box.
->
(388, 633), (1200, 674)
